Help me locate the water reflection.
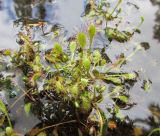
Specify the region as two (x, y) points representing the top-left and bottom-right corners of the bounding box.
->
(14, 0), (32, 18)
(150, 0), (160, 42)
(3, 0), (58, 23)
(134, 103), (160, 136)
(0, 0), (160, 135)
(21, 102), (160, 136)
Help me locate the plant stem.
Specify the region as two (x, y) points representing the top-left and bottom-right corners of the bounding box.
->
(148, 128), (160, 136)
(36, 120), (77, 135)
(109, 0), (122, 18)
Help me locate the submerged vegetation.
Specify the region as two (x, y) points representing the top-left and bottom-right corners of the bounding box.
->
(0, 0), (159, 136)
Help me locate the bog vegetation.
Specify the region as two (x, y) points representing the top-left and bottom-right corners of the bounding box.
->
(0, 0), (157, 136)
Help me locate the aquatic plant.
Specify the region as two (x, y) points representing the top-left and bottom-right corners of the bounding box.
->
(0, 1), (147, 135)
(4, 23), (140, 135)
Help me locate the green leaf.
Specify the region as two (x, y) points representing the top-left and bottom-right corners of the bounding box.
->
(77, 32), (87, 48)
(5, 127), (13, 136)
(75, 101), (80, 108)
(38, 132), (47, 136)
(35, 55), (41, 65)
(70, 84), (79, 96)
(69, 42), (77, 54)
(148, 128), (160, 136)
(0, 115), (5, 127)
(114, 105), (124, 120)
(81, 78), (89, 87)
(69, 42), (77, 61)
(109, 86), (124, 96)
(82, 58), (91, 71)
(55, 81), (64, 92)
(0, 100), (12, 128)
(3, 50), (11, 56)
(141, 79), (152, 92)
(54, 43), (63, 54)
(108, 73), (137, 80)
(120, 73), (137, 80)
(88, 25), (96, 45)
(140, 16), (144, 24)
(32, 73), (41, 81)
(104, 77), (122, 84)
(24, 103), (32, 116)
(81, 96), (91, 111)
(108, 0), (122, 19)
(0, 100), (7, 114)
(93, 50), (101, 63)
(115, 96), (129, 103)
(105, 27), (132, 43)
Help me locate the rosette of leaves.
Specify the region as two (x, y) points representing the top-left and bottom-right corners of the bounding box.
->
(7, 24), (140, 135)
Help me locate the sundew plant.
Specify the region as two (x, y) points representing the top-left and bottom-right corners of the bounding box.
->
(0, 0), (149, 136)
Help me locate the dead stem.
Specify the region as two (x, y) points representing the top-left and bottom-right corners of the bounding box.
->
(36, 120), (77, 135)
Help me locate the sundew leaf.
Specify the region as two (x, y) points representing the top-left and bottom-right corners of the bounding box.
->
(93, 50), (101, 63)
(18, 32), (30, 45)
(107, 73), (137, 80)
(69, 42), (77, 54)
(75, 101), (80, 108)
(88, 24), (96, 45)
(121, 73), (137, 80)
(70, 84), (79, 97)
(0, 99), (7, 114)
(24, 103), (32, 116)
(0, 100), (12, 128)
(3, 49), (11, 56)
(35, 55), (41, 65)
(77, 32), (87, 48)
(104, 77), (122, 85)
(0, 115), (5, 127)
(109, 86), (124, 96)
(5, 127), (13, 136)
(141, 79), (152, 92)
(105, 27), (133, 43)
(80, 78), (89, 87)
(55, 81), (64, 92)
(114, 105), (124, 120)
(141, 16), (144, 23)
(81, 96), (91, 112)
(33, 73), (41, 81)
(54, 43), (63, 54)
(115, 95), (129, 103)
(38, 132), (47, 136)
(82, 58), (91, 71)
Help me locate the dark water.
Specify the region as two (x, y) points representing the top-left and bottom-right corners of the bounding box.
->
(0, 0), (160, 134)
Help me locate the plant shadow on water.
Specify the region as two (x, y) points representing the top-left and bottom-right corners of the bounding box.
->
(0, 0), (160, 136)
(150, 0), (160, 42)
